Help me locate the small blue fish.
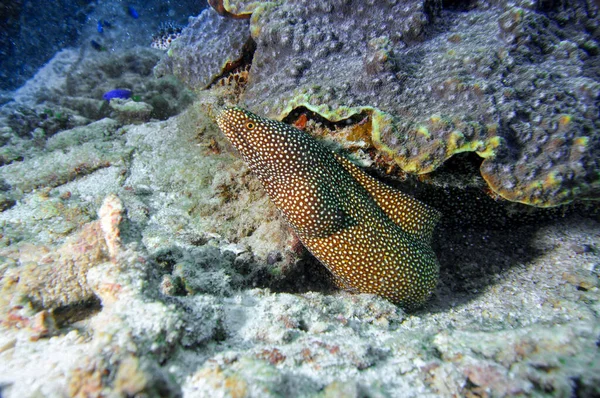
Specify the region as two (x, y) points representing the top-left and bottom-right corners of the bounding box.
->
(91, 40), (106, 51)
(97, 20), (104, 34)
(103, 89), (133, 101)
(127, 5), (139, 19)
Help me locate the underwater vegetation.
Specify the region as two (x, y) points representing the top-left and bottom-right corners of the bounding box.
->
(158, 0), (600, 208)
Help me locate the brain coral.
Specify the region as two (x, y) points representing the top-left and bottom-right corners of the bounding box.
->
(154, 7), (252, 90)
(162, 0), (600, 207)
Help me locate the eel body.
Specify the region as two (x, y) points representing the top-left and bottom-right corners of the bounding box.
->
(216, 107), (441, 307)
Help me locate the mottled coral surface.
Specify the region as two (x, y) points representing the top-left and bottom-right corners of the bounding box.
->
(165, 0), (600, 207)
(155, 8), (252, 90)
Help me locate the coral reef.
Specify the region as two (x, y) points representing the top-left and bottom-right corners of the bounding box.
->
(154, 7), (253, 90)
(160, 0), (599, 207)
(0, 97), (598, 397)
(0, 194), (122, 317)
(245, 1), (599, 207)
(0, 0), (599, 397)
(0, 46), (194, 175)
(0, 137), (128, 199)
(243, 0), (436, 118)
(0, 0), (205, 91)
(207, 0), (254, 19)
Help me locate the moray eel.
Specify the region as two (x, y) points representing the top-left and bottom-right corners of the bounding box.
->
(216, 107), (441, 307)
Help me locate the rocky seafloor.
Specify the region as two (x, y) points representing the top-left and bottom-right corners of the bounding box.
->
(0, 1), (599, 398)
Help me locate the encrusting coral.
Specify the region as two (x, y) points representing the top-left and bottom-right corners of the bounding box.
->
(160, 0), (600, 207)
(207, 0), (253, 19)
(154, 7), (253, 90)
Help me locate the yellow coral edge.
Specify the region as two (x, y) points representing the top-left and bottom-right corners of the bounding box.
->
(270, 100), (595, 207)
(479, 161), (577, 208)
(371, 111), (497, 174)
(476, 134), (502, 158)
(276, 100), (504, 176)
(248, 2), (280, 39)
(224, 0), (281, 15)
(276, 95), (369, 122)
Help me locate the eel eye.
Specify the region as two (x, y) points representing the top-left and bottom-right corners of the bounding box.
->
(246, 121), (255, 130)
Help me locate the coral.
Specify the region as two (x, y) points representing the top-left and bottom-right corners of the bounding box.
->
(0, 195), (123, 315)
(45, 118), (120, 151)
(0, 46), (194, 176)
(159, 0), (598, 207)
(67, 357), (109, 398)
(242, 0), (437, 118)
(208, 0), (253, 19)
(109, 99), (154, 124)
(6, 46), (192, 123)
(431, 323), (600, 396)
(154, 8), (253, 90)
(112, 355), (179, 398)
(157, 246), (246, 296)
(208, 0), (284, 20)
(98, 193), (123, 260)
(236, 1), (599, 207)
(185, 365), (250, 397)
(0, 139), (128, 197)
(476, 7), (600, 206)
(4, 105), (87, 139)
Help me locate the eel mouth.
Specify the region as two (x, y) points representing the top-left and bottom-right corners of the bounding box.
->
(215, 107), (250, 148)
(215, 109), (231, 137)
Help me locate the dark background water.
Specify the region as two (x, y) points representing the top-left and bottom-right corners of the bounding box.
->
(0, 0), (207, 91)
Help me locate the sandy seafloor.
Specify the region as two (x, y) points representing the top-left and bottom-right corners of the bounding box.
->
(0, 46), (598, 398)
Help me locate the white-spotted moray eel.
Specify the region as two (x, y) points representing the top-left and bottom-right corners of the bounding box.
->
(216, 107), (441, 308)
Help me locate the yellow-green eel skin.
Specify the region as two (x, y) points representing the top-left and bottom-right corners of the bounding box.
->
(216, 107), (441, 307)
